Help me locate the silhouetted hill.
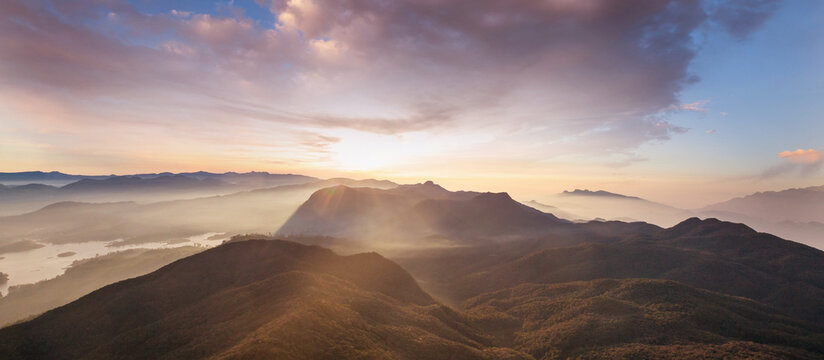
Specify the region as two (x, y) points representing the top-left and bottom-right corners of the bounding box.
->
(0, 183), (58, 194)
(277, 182), (480, 238)
(3, 239), (822, 359)
(278, 184), (575, 243)
(521, 200), (584, 221)
(0, 240), (536, 359)
(660, 216), (757, 238)
(399, 218), (824, 323)
(398, 192), (569, 240)
(703, 186), (824, 223)
(465, 279), (824, 359)
(696, 185), (824, 249)
(136, 171), (317, 187)
(276, 185), (416, 237)
(59, 174), (227, 193)
(0, 171), (316, 187)
(547, 188), (690, 227)
(0, 171), (109, 183)
(561, 189), (641, 199)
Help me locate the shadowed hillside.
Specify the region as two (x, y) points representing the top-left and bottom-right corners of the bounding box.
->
(398, 218), (824, 323)
(465, 279), (824, 359)
(0, 247), (204, 327)
(2, 239), (823, 359)
(0, 240), (533, 360)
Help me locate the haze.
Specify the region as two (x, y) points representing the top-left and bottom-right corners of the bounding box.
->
(3, 2), (824, 358)
(1, 0), (822, 208)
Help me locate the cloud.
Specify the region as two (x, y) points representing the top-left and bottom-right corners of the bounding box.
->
(761, 148), (823, 178)
(705, 129), (716, 134)
(678, 99), (711, 113)
(779, 149), (822, 165)
(0, 0), (786, 169)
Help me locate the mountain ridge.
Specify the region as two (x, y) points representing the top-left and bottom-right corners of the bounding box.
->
(2, 239), (823, 359)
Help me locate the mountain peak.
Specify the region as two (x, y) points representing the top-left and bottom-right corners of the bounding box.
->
(562, 189), (639, 199)
(666, 217), (756, 238)
(472, 191), (514, 203)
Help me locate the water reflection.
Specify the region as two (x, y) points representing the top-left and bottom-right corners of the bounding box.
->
(0, 232), (227, 295)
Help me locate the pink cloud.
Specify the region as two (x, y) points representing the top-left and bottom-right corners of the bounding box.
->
(779, 149), (822, 165)
(678, 99), (711, 113)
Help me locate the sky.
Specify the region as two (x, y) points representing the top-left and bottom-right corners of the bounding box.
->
(0, 0), (822, 208)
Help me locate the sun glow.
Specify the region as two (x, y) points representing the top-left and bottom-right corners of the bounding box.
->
(328, 131), (432, 171)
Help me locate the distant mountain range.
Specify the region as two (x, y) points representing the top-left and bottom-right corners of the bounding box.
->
(2, 179), (824, 358)
(561, 188), (642, 199)
(547, 188), (689, 226)
(0, 171), (318, 216)
(537, 186), (824, 250)
(0, 171), (316, 185)
(702, 185), (824, 223)
(0, 171), (111, 184)
(0, 178), (398, 252)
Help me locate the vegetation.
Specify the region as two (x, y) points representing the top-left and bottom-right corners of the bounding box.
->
(399, 218), (824, 323)
(0, 240), (505, 359)
(464, 279), (824, 359)
(2, 238), (823, 359)
(0, 246), (204, 327)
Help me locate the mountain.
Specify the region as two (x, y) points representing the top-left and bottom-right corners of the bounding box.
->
(528, 185), (824, 250)
(0, 171), (316, 187)
(0, 178), (399, 248)
(398, 217), (824, 323)
(0, 247), (204, 327)
(0, 172), (321, 216)
(277, 181), (478, 238)
(275, 185), (419, 238)
(0, 171), (109, 184)
(547, 189), (692, 227)
(0, 240), (528, 359)
(561, 189), (641, 199)
(277, 182), (573, 245)
(703, 186), (824, 223)
(395, 192), (568, 241)
(465, 278), (824, 359)
(698, 186), (824, 249)
(134, 171), (317, 188)
(59, 175), (228, 193)
(521, 200), (584, 221)
(2, 239), (822, 359)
